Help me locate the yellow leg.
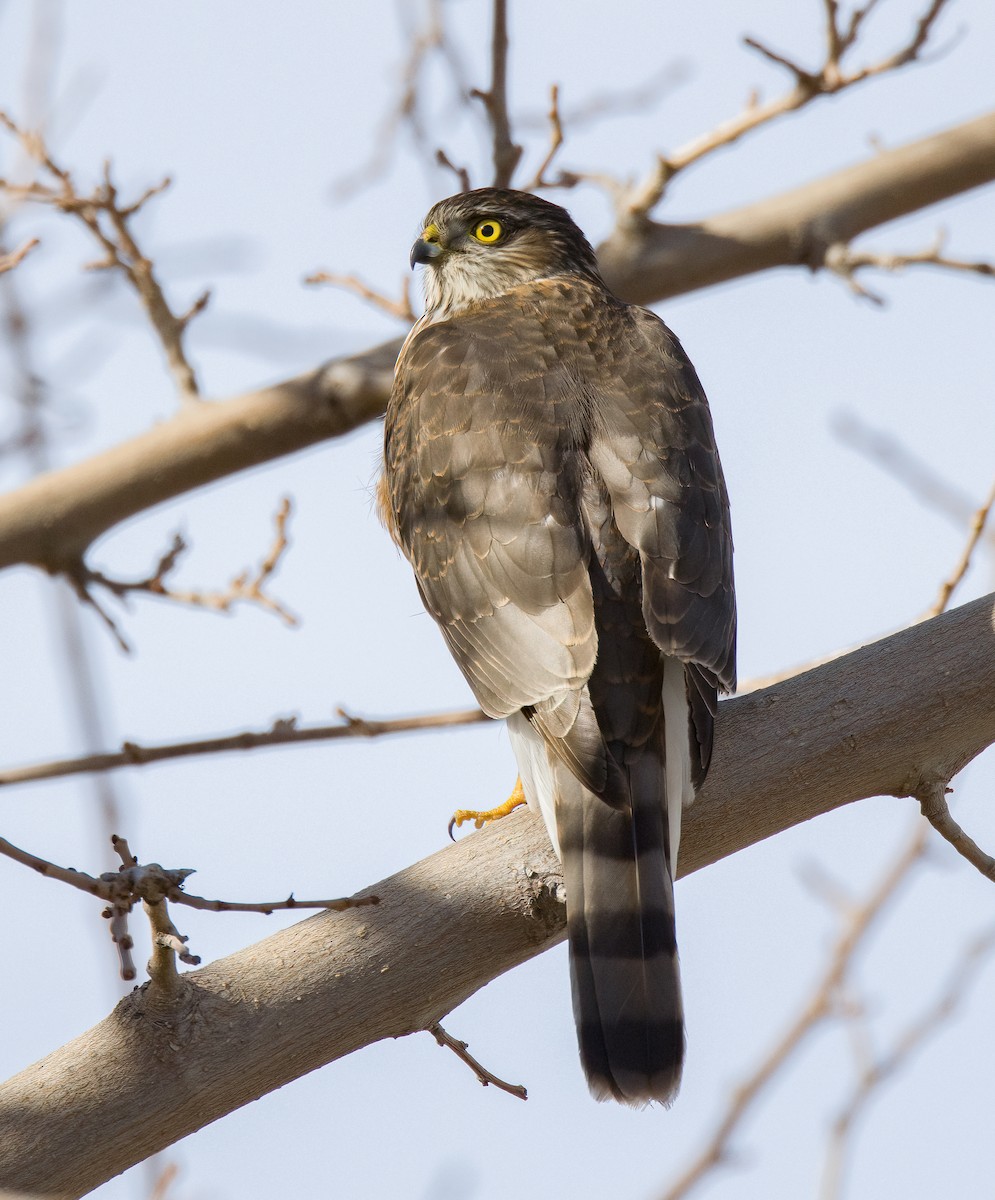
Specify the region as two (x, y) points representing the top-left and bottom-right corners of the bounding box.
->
(449, 777), (527, 840)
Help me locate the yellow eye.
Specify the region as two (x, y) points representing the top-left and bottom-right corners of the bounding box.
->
(472, 219), (503, 244)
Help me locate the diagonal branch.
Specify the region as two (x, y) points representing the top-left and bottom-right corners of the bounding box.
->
(1, 591), (993, 1196)
(622, 0), (953, 216)
(0, 113), (207, 400)
(0, 116), (992, 577)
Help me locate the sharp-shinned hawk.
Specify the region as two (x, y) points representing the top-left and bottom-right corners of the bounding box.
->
(380, 188), (736, 1106)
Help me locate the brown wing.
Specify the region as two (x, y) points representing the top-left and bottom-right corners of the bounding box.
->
(383, 290), (624, 799)
(587, 303), (736, 695)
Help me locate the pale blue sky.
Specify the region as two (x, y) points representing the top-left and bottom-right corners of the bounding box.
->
(1, 3), (993, 1198)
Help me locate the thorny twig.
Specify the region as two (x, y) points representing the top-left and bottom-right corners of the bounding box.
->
(621, 0), (953, 218)
(67, 497), (298, 653)
(0, 706), (489, 790)
(824, 230), (995, 304)
(0, 111), (206, 399)
(0, 831), (378, 982)
(429, 1021), (528, 1101)
(305, 270), (416, 324)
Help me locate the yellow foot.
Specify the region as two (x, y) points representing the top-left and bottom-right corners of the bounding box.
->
(449, 778), (527, 840)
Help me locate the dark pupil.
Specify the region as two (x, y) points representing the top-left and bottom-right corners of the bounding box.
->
(480, 223), (495, 238)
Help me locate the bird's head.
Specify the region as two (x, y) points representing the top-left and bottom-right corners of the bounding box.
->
(409, 188), (602, 315)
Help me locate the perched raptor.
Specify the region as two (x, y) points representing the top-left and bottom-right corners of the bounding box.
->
(380, 188), (735, 1106)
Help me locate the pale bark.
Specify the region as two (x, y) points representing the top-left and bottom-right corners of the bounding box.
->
(1, 592), (993, 1197)
(0, 113), (992, 573)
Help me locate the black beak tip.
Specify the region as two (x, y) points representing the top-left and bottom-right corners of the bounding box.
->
(410, 238), (440, 269)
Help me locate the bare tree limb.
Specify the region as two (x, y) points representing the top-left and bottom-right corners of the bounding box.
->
(305, 270), (417, 324)
(429, 1022), (528, 1101)
(926, 472), (995, 618)
(832, 412), (995, 542)
(0, 114), (991, 579)
(597, 110), (995, 304)
(1, 591), (993, 1196)
(0, 236), (38, 274)
(0, 706), (489, 790)
(824, 231), (995, 303)
(0, 113), (206, 400)
(621, 0), (953, 216)
(659, 824), (929, 1200)
(820, 924), (995, 1200)
(471, 0), (523, 188)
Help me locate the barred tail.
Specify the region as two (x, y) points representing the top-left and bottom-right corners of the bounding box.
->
(554, 744), (684, 1107)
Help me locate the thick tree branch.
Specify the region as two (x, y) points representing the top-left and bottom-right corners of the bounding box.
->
(1, 592), (993, 1196)
(0, 115), (991, 574)
(598, 110), (995, 303)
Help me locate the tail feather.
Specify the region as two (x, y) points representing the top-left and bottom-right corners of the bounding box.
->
(554, 747), (684, 1106)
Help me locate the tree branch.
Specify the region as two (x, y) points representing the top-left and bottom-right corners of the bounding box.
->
(0, 706), (489, 790)
(0, 115), (991, 577)
(1, 592), (993, 1196)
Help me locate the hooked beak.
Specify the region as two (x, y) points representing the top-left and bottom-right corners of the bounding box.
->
(410, 224), (443, 269)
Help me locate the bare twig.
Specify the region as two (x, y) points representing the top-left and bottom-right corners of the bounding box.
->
(305, 270), (416, 324)
(623, 0), (953, 218)
(824, 231), (995, 303)
(832, 412), (995, 543)
(0, 112), (206, 399)
(522, 85), (570, 191)
(0, 831), (377, 982)
(916, 781), (995, 881)
(428, 1022), (528, 1101)
(470, 0), (523, 188)
(0, 706), (489, 790)
(658, 826), (929, 1200)
(821, 925), (995, 1200)
(926, 472), (995, 618)
(148, 1163), (180, 1200)
(330, 0), (470, 200)
(434, 147), (472, 192)
(68, 496), (299, 652)
(0, 236), (39, 274)
(515, 63), (690, 133)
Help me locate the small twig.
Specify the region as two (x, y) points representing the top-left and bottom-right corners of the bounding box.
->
(470, 0), (523, 188)
(68, 497), (299, 651)
(0, 706), (490, 790)
(0, 831), (376, 981)
(821, 924), (995, 1200)
(824, 231), (995, 304)
(0, 111), (206, 400)
(0, 236), (39, 274)
(522, 84), (567, 191)
(832, 412), (995, 543)
(916, 781), (995, 882)
(926, 472), (995, 619)
(621, 0), (953, 218)
(305, 271), (416, 324)
(434, 147), (472, 192)
(429, 1021), (528, 1101)
(148, 1163), (180, 1200)
(658, 826), (928, 1200)
(330, 0), (469, 200)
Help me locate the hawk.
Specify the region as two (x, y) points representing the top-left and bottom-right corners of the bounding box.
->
(380, 188), (735, 1106)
